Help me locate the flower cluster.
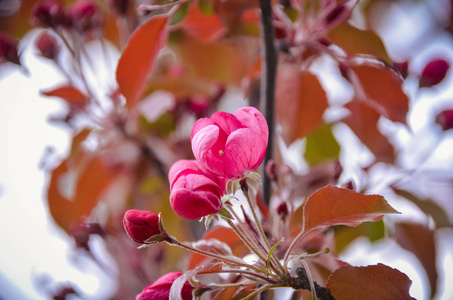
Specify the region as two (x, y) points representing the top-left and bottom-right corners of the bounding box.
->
(169, 106), (268, 219)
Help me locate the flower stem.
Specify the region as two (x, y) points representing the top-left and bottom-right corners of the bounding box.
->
(241, 180), (287, 276)
(167, 236), (261, 272)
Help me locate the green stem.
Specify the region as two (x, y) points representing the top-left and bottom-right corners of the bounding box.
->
(241, 283), (286, 300)
(225, 218), (268, 264)
(203, 269), (276, 284)
(283, 228), (313, 268)
(168, 236), (260, 272)
(241, 180), (286, 276)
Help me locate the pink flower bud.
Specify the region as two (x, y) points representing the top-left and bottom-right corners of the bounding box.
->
(67, 0), (101, 32)
(136, 272), (194, 300)
(393, 61), (409, 79)
(31, 1), (65, 28)
(35, 32), (60, 60)
(170, 168), (223, 220)
(191, 107), (268, 179)
(169, 159), (227, 193)
(123, 209), (161, 244)
(0, 32), (20, 65)
(108, 0), (131, 15)
(435, 109), (453, 131)
(419, 58), (450, 88)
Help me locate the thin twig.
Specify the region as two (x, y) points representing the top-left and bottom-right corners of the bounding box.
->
(259, 0), (278, 206)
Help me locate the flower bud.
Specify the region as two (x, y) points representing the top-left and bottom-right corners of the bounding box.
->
(35, 32), (60, 60)
(136, 272), (194, 300)
(31, 1), (65, 28)
(170, 168), (223, 220)
(67, 0), (101, 32)
(123, 209), (163, 244)
(108, 0), (131, 15)
(0, 32), (20, 65)
(419, 58), (450, 88)
(393, 61), (409, 79)
(435, 109), (453, 131)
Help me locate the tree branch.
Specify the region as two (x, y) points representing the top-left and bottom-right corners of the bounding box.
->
(259, 0), (278, 206)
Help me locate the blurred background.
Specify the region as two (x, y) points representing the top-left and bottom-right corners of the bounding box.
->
(1, 0), (453, 299)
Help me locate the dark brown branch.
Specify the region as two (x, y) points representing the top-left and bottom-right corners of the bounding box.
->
(292, 267), (335, 300)
(259, 0), (278, 206)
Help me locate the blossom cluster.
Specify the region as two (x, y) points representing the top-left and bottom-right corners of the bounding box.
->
(169, 106), (268, 219)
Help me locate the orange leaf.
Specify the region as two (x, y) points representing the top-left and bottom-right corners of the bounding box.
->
(326, 264), (415, 300)
(47, 160), (74, 233)
(396, 222), (438, 298)
(181, 1), (227, 42)
(73, 155), (117, 219)
(41, 85), (88, 108)
(276, 66), (328, 144)
(116, 14), (169, 110)
(303, 185), (399, 231)
(47, 155), (118, 233)
(351, 64), (409, 124)
(176, 34), (248, 85)
(344, 100), (396, 163)
(327, 22), (391, 64)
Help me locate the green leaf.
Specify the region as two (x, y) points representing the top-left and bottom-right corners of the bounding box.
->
(304, 124), (340, 166)
(334, 220), (385, 254)
(327, 22), (391, 64)
(198, 0), (214, 16)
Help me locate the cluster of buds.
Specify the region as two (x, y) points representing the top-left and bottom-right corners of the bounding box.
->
(31, 0), (102, 33)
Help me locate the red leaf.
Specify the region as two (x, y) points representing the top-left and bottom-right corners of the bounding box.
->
(326, 264), (415, 300)
(276, 66), (328, 144)
(350, 64), (409, 124)
(344, 100), (396, 163)
(181, 1), (227, 42)
(116, 14), (169, 110)
(41, 85), (88, 108)
(396, 222), (438, 298)
(303, 185), (399, 231)
(327, 22), (391, 64)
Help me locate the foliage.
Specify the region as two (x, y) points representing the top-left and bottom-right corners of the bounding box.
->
(1, 0), (452, 299)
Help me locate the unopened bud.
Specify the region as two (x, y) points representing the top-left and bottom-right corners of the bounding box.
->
(108, 0), (131, 15)
(35, 32), (60, 60)
(393, 61), (409, 79)
(31, 1), (65, 28)
(277, 202), (289, 221)
(67, 0), (101, 32)
(419, 58), (450, 88)
(435, 109), (453, 131)
(0, 32), (20, 65)
(123, 209), (164, 244)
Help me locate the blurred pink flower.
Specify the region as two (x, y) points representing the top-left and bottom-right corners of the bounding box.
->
(191, 107), (268, 179)
(435, 109), (453, 131)
(419, 58), (450, 88)
(123, 209), (161, 244)
(136, 272), (193, 300)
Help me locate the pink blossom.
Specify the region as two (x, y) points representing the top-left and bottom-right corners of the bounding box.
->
(123, 209), (161, 244)
(136, 272), (193, 300)
(169, 165), (223, 220)
(169, 159), (227, 193)
(191, 107), (268, 179)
